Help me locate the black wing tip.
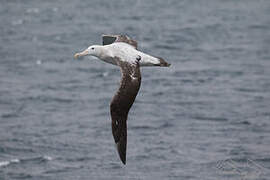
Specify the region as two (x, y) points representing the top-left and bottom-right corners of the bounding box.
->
(102, 34), (138, 49)
(121, 158), (126, 165)
(116, 142), (127, 165)
(102, 34), (117, 45)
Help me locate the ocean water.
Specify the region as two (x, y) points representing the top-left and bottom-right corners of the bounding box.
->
(0, 0), (270, 179)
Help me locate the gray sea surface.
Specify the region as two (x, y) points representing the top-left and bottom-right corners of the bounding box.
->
(1, 0), (270, 179)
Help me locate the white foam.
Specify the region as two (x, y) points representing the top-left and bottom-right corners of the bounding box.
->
(43, 156), (52, 161)
(0, 161), (10, 167)
(103, 72), (109, 77)
(0, 159), (20, 167)
(36, 59), (42, 65)
(26, 8), (40, 14)
(10, 159), (20, 163)
(52, 7), (59, 12)
(11, 19), (23, 26)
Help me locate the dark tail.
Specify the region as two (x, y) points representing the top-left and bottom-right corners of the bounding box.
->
(156, 57), (171, 67)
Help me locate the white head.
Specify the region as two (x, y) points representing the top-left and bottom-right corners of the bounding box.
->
(74, 45), (103, 59)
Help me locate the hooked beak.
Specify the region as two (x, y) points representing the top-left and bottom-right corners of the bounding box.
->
(74, 49), (89, 59)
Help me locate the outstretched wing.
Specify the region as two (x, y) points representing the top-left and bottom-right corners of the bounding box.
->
(102, 34), (138, 49)
(110, 58), (141, 164)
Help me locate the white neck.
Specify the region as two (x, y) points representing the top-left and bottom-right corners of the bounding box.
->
(97, 46), (117, 65)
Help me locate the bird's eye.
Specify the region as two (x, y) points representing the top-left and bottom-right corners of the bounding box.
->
(91, 47), (94, 50)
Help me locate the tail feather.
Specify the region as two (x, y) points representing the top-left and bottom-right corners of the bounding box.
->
(156, 57), (171, 67)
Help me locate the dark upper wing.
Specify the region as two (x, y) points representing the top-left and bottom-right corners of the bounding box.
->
(110, 58), (141, 165)
(102, 34), (138, 49)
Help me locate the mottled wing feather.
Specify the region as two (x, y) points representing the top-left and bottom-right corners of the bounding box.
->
(110, 58), (141, 164)
(102, 34), (138, 49)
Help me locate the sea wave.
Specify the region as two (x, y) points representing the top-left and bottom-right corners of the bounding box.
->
(0, 159), (20, 167)
(0, 156), (52, 168)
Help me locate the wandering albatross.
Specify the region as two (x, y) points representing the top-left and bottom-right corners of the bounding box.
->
(74, 35), (170, 164)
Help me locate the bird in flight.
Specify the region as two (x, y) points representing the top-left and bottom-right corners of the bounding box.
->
(74, 35), (170, 164)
